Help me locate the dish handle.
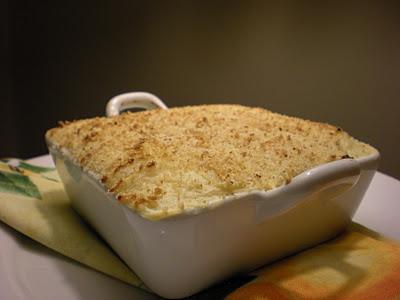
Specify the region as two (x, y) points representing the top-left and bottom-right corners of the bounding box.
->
(106, 92), (168, 116)
(255, 159), (361, 222)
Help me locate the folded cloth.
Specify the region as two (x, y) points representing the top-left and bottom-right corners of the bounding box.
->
(0, 159), (145, 289)
(226, 224), (400, 300)
(0, 159), (399, 299)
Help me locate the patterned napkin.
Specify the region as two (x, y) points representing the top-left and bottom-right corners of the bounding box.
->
(0, 158), (399, 299)
(0, 158), (145, 289)
(227, 224), (400, 299)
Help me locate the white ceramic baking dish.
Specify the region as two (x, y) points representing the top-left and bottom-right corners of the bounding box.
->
(47, 92), (380, 299)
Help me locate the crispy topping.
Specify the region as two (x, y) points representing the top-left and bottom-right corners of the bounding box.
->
(58, 120), (71, 127)
(46, 104), (377, 220)
(146, 161), (156, 168)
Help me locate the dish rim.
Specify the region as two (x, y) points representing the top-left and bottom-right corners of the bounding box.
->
(48, 91), (380, 221)
(47, 142), (380, 222)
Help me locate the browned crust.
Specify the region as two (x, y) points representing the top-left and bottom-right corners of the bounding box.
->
(46, 104), (377, 219)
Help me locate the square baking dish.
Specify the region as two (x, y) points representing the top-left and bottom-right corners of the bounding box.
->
(47, 92), (380, 299)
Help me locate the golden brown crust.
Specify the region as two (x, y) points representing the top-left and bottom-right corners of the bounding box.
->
(46, 105), (377, 220)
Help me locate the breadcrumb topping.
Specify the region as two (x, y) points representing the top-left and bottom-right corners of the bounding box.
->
(46, 105), (377, 220)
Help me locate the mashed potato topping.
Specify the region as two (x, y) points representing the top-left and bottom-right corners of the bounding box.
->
(46, 105), (377, 220)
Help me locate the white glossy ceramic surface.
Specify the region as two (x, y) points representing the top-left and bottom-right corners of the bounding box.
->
(46, 92), (380, 299)
(2, 154), (396, 300)
(48, 147), (379, 299)
(106, 92), (168, 116)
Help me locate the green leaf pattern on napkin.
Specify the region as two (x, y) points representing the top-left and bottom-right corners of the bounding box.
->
(1, 158), (59, 183)
(0, 170), (42, 199)
(18, 161), (55, 173)
(0, 158), (144, 288)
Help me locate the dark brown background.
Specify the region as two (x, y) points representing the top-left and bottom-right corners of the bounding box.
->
(2, 1), (400, 178)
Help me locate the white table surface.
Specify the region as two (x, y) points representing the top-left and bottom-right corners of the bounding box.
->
(0, 155), (399, 300)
